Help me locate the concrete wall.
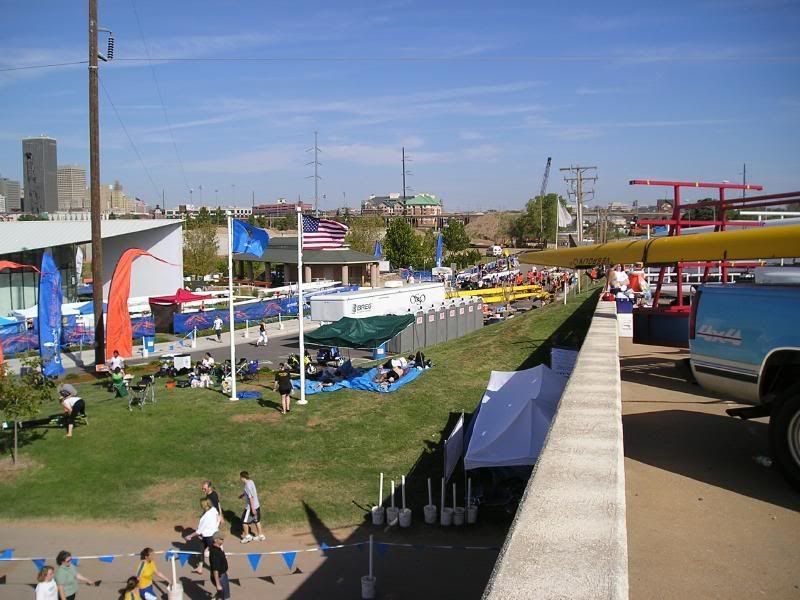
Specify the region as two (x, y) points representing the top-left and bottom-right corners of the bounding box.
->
(101, 223), (184, 299)
(483, 299), (628, 600)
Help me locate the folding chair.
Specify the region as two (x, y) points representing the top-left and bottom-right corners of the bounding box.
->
(128, 375), (156, 411)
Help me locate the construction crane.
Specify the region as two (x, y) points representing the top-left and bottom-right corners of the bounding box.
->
(539, 156), (552, 235)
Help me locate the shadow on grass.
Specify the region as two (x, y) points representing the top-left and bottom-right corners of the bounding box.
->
(287, 411), (510, 600)
(516, 290), (600, 371)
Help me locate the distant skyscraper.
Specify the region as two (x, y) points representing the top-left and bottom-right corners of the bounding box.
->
(0, 177), (22, 212)
(22, 136), (58, 214)
(57, 165), (87, 211)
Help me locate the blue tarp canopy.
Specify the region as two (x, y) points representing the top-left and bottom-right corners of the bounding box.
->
(292, 362), (426, 395)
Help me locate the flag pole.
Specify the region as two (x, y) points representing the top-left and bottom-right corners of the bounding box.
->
(296, 204), (307, 406)
(227, 214), (238, 401)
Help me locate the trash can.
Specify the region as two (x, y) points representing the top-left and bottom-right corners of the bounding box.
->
(372, 342), (387, 360)
(615, 299), (634, 338)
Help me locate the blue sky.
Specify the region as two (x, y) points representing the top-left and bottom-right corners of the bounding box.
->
(1, 0), (799, 211)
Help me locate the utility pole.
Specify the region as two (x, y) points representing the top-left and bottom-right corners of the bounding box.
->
(560, 165), (597, 244)
(306, 131), (322, 215)
(401, 147), (413, 199)
(742, 163), (747, 199)
(88, 0), (104, 363)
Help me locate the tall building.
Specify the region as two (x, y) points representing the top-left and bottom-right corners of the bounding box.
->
(22, 136), (58, 214)
(57, 165), (87, 211)
(0, 177), (21, 212)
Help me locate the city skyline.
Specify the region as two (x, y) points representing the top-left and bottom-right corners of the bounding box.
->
(1, 1), (798, 211)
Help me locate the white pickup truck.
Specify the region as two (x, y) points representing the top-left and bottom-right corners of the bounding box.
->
(688, 268), (800, 488)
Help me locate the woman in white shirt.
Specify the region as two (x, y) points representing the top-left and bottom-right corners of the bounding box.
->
(35, 565), (58, 600)
(183, 498), (219, 575)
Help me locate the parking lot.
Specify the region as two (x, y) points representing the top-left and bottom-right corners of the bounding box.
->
(621, 339), (800, 599)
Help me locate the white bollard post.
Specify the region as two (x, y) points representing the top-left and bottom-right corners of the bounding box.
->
(244, 319), (250, 338)
(361, 535), (376, 599)
(278, 312), (284, 330)
(167, 554), (184, 599)
(142, 336), (149, 358)
(191, 327), (197, 349)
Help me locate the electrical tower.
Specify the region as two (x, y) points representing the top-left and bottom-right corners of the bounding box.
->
(306, 131), (322, 214)
(560, 165), (597, 243)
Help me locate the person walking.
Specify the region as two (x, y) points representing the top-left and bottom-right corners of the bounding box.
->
(134, 548), (170, 600)
(122, 577), (141, 600)
(209, 533), (230, 600)
(213, 315), (224, 342)
(202, 480), (223, 524)
(184, 498), (220, 575)
(273, 363), (293, 415)
(35, 565), (58, 600)
(54, 550), (97, 599)
(256, 321), (268, 347)
(239, 471), (265, 543)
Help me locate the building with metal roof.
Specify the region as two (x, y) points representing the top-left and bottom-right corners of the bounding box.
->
(0, 219), (183, 314)
(233, 236), (379, 287)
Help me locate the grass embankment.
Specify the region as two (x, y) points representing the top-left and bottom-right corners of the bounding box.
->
(0, 288), (600, 529)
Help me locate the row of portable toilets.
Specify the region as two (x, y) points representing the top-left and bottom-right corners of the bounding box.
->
(386, 297), (484, 355)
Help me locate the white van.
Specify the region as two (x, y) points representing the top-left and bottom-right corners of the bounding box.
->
(489, 245), (503, 257)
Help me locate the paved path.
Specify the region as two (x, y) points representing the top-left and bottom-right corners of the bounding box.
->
(0, 521), (502, 600)
(620, 339), (800, 599)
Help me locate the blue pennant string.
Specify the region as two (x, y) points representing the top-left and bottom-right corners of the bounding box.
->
(164, 550), (176, 562)
(98, 556), (115, 564)
(32, 559), (46, 571)
(247, 553), (261, 572)
(376, 543), (390, 557)
(71, 558), (79, 566)
(320, 542), (330, 555)
(0, 549), (12, 560)
(178, 553), (189, 567)
(281, 552), (297, 571)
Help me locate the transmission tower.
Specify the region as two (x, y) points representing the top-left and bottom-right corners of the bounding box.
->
(538, 157), (552, 234)
(306, 131), (322, 214)
(402, 147), (413, 199)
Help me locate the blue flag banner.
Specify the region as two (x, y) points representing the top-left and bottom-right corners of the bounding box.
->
(38, 251), (64, 377)
(376, 543), (390, 557)
(32, 558), (45, 571)
(178, 553), (189, 567)
(281, 551), (297, 571)
(319, 542), (330, 556)
(232, 220), (269, 256)
(98, 556), (115, 564)
(0, 549), (12, 560)
(71, 558), (79, 566)
(373, 240), (383, 259)
(435, 232), (444, 268)
(164, 550), (176, 562)
(247, 553), (262, 572)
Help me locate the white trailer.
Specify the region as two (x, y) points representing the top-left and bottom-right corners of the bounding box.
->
(310, 282), (446, 321)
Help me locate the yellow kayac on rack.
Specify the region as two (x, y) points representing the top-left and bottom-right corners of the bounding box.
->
(519, 224), (800, 268)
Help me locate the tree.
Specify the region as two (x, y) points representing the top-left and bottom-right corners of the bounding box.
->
(416, 229), (437, 269)
(183, 224), (220, 277)
(383, 218), (420, 268)
(213, 208), (226, 225)
(345, 216), (384, 254)
(685, 198), (740, 222)
(0, 358), (55, 465)
(195, 207), (212, 227)
(508, 193), (569, 245)
(442, 219), (470, 252)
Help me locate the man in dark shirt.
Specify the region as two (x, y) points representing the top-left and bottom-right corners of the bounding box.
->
(209, 533), (230, 599)
(202, 480), (222, 517)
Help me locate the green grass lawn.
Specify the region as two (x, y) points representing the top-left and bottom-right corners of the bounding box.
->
(0, 288), (600, 528)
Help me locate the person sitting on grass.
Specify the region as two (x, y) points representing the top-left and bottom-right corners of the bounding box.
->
(111, 367), (128, 398)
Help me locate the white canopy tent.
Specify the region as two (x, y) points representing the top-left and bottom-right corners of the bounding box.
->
(464, 364), (566, 470)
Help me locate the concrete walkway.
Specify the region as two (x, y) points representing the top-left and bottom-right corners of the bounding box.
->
(621, 339), (800, 599)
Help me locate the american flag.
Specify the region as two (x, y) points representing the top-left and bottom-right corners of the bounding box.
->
(302, 215), (349, 250)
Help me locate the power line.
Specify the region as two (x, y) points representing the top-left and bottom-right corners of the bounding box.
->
(99, 75), (161, 199)
(0, 60), (87, 72)
(129, 0), (191, 194)
(111, 54), (800, 63)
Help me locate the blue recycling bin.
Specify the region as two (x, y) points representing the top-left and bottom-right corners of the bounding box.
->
(615, 299), (634, 314)
(372, 342), (387, 360)
(143, 336), (156, 353)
